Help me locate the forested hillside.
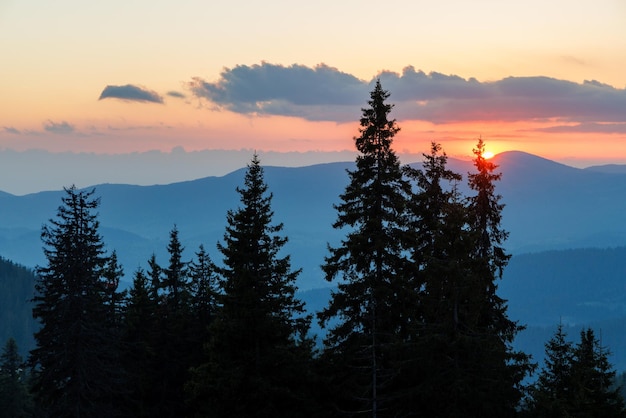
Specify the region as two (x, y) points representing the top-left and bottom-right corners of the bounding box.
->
(0, 257), (37, 354)
(502, 247), (626, 326)
(6, 247), (626, 372)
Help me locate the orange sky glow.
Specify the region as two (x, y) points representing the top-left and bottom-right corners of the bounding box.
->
(1, 0), (625, 175)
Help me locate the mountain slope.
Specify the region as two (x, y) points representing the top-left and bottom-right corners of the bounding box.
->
(0, 257), (38, 355)
(493, 151), (626, 252)
(2, 152), (626, 369)
(1, 152), (625, 290)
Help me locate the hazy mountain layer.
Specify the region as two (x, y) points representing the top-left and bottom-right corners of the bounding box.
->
(2, 151), (626, 369)
(1, 151), (625, 291)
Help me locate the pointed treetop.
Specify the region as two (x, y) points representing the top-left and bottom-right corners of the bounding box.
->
(355, 79), (399, 154)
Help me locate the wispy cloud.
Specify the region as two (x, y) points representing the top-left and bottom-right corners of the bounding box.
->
(188, 63), (626, 125)
(2, 126), (21, 135)
(167, 91), (186, 99)
(105, 123), (172, 132)
(532, 122), (626, 134)
(99, 84), (164, 104)
(44, 120), (75, 135)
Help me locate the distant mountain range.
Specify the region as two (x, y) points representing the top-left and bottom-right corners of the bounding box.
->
(2, 151), (626, 287)
(3, 150), (626, 370)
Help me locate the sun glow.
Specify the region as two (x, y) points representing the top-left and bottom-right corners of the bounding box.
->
(483, 150), (495, 159)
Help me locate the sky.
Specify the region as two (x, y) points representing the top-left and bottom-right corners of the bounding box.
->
(1, 0), (626, 193)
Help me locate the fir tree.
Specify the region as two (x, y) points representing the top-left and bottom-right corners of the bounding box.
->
(0, 338), (33, 417)
(527, 322), (574, 417)
(318, 80), (413, 417)
(121, 268), (160, 417)
(453, 138), (533, 416)
(162, 226), (189, 312)
(142, 228), (194, 417)
(29, 186), (123, 417)
(467, 138), (510, 276)
(402, 142), (473, 417)
(163, 226), (194, 416)
(528, 326), (626, 417)
(102, 249), (125, 325)
(187, 244), (219, 369)
(188, 244), (218, 326)
(399, 140), (531, 416)
(569, 328), (625, 417)
(187, 154), (315, 417)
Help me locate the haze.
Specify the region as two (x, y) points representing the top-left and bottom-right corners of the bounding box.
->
(1, 0), (626, 195)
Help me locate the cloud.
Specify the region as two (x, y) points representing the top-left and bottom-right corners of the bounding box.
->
(188, 63), (626, 125)
(99, 84), (164, 103)
(2, 126), (21, 135)
(167, 91), (186, 99)
(532, 122), (626, 134)
(44, 120), (75, 135)
(366, 70), (626, 124)
(189, 63), (368, 121)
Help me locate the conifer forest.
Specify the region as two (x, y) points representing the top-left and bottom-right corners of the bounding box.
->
(2, 81), (625, 417)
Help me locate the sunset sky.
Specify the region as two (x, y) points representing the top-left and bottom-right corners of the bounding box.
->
(2, 0), (626, 177)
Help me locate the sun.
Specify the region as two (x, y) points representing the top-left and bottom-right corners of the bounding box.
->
(482, 150), (495, 159)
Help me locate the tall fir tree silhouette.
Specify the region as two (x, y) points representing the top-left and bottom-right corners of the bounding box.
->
(187, 154), (316, 417)
(30, 186), (124, 417)
(318, 80), (413, 417)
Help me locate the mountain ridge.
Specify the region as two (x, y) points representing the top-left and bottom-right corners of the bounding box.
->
(1, 151), (625, 289)
(3, 151), (626, 369)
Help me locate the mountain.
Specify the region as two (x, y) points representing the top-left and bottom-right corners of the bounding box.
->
(0, 162), (351, 289)
(500, 247), (626, 326)
(1, 151), (626, 291)
(2, 151), (626, 370)
(0, 257), (38, 355)
(0, 148), (361, 195)
(493, 151), (626, 252)
(585, 164), (626, 174)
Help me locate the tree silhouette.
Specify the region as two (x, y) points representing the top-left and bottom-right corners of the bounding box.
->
(187, 154), (315, 417)
(318, 80), (413, 417)
(29, 186), (123, 417)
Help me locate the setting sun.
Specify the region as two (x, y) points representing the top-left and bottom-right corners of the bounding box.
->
(483, 151), (495, 159)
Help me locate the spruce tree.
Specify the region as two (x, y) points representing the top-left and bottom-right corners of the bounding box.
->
(569, 328), (625, 417)
(318, 80), (413, 417)
(121, 268), (160, 417)
(162, 226), (189, 312)
(400, 140), (531, 416)
(528, 326), (626, 417)
(147, 227), (194, 417)
(405, 142), (463, 271)
(187, 154), (315, 417)
(187, 244), (219, 369)
(402, 142), (474, 417)
(0, 338), (33, 417)
(529, 322), (575, 417)
(29, 186), (123, 417)
(461, 138), (533, 415)
(188, 244), (218, 327)
(103, 249), (125, 324)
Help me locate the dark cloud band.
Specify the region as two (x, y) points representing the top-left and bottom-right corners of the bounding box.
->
(99, 84), (163, 104)
(189, 63), (626, 126)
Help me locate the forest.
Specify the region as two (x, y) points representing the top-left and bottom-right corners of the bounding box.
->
(1, 80), (625, 417)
